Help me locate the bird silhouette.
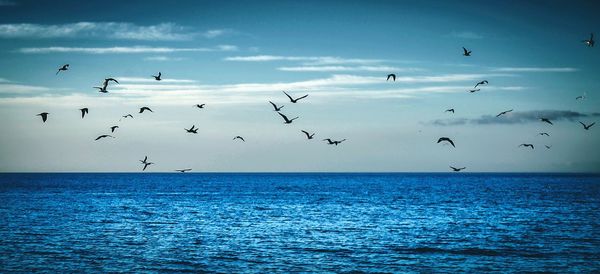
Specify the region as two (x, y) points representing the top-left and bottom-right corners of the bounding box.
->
(121, 114), (133, 120)
(539, 132), (550, 136)
(576, 92), (587, 100)
(437, 137), (455, 147)
(462, 47), (472, 56)
(277, 112), (298, 124)
(79, 108), (88, 119)
(283, 91), (308, 103)
(140, 156), (148, 164)
(195, 104), (205, 109)
(152, 72), (162, 81)
(56, 64), (69, 75)
(175, 168), (192, 173)
(474, 80), (488, 88)
(540, 118), (553, 125)
(93, 86), (108, 93)
(496, 109), (513, 117)
(582, 33), (594, 47)
(95, 134), (115, 141)
(445, 108), (455, 113)
(142, 162), (154, 171)
(233, 136), (245, 142)
(269, 101), (284, 111)
(579, 121), (595, 130)
(468, 89), (480, 93)
(37, 112), (49, 123)
(301, 130), (315, 139)
(323, 138), (346, 145)
(450, 166), (466, 172)
(387, 74), (396, 81)
(545, 145), (552, 149)
(519, 144), (535, 149)
(110, 126), (119, 133)
(139, 107), (153, 113)
(185, 125), (198, 134)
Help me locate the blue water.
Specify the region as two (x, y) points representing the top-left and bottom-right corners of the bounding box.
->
(0, 173), (599, 272)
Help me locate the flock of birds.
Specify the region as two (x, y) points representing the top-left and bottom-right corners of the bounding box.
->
(38, 33), (596, 172)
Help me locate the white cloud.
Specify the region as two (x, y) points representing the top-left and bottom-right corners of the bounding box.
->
(277, 66), (422, 72)
(447, 31), (484, 39)
(490, 67), (578, 72)
(224, 55), (384, 65)
(143, 56), (186, 61)
(0, 83), (54, 93)
(18, 45), (238, 54)
(117, 77), (197, 83)
(202, 29), (233, 38)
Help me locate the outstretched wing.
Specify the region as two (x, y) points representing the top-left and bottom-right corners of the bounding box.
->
(282, 91), (293, 101)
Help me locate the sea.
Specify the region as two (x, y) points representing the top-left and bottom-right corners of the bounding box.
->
(0, 173), (599, 273)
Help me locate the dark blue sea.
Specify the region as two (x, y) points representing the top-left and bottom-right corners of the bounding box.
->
(1, 173), (599, 273)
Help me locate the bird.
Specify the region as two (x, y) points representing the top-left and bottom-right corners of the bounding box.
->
(79, 108), (88, 119)
(519, 144), (535, 149)
(450, 166), (466, 172)
(437, 137), (455, 148)
(269, 101), (284, 111)
(37, 112), (49, 123)
(474, 80), (488, 88)
(468, 89), (480, 93)
(185, 125), (198, 134)
(462, 47), (472, 56)
(175, 168), (192, 173)
(94, 78), (119, 93)
(387, 74), (396, 81)
(579, 121), (595, 130)
(195, 104), (205, 109)
(95, 134), (115, 141)
(93, 86), (108, 93)
(301, 130), (315, 139)
(121, 114), (133, 120)
(139, 107), (153, 113)
(545, 145), (552, 149)
(152, 72), (162, 81)
(323, 138), (346, 145)
(56, 64), (69, 75)
(142, 162), (154, 171)
(445, 108), (455, 113)
(496, 109), (513, 117)
(540, 118), (553, 125)
(576, 92), (587, 100)
(110, 126), (119, 133)
(539, 132), (550, 136)
(582, 33), (594, 47)
(277, 112), (298, 124)
(104, 78), (119, 85)
(233, 136), (245, 142)
(140, 156), (148, 164)
(283, 91), (308, 103)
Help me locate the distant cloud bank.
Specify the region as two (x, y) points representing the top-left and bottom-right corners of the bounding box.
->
(432, 110), (600, 126)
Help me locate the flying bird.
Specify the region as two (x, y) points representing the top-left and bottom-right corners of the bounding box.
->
(277, 112), (298, 124)
(233, 136), (245, 142)
(468, 89), (480, 93)
(94, 78), (118, 93)
(474, 80), (488, 89)
(152, 72), (162, 81)
(37, 112), (49, 123)
(445, 108), (455, 113)
(462, 47), (472, 56)
(437, 137), (455, 148)
(121, 114), (133, 119)
(582, 33), (594, 47)
(185, 125), (198, 134)
(545, 145), (552, 149)
(95, 134), (115, 141)
(110, 126), (119, 133)
(283, 91), (308, 103)
(140, 156), (148, 164)
(56, 64), (69, 75)
(301, 130), (315, 139)
(79, 108), (88, 119)
(519, 144), (535, 149)
(539, 132), (550, 136)
(540, 118), (553, 125)
(576, 92), (587, 100)
(496, 109), (513, 117)
(139, 107), (153, 113)
(579, 121), (595, 130)
(175, 168), (192, 173)
(142, 162), (154, 171)
(323, 138), (346, 145)
(195, 104), (205, 109)
(269, 101), (284, 111)
(387, 74), (396, 81)
(450, 166), (466, 172)
(93, 86), (108, 93)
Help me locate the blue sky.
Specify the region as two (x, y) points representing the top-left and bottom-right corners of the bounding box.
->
(0, 0), (598, 172)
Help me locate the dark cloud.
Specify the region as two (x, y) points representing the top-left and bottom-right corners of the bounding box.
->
(431, 110), (600, 126)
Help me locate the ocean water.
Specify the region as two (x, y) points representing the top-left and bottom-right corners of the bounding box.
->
(0, 173), (599, 273)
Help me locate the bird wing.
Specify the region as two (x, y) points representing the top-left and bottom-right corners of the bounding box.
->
(143, 163), (148, 171)
(301, 130), (310, 137)
(462, 47), (468, 54)
(277, 112), (289, 122)
(296, 94), (309, 100)
(282, 91), (293, 101)
(448, 139), (455, 147)
(269, 101), (277, 110)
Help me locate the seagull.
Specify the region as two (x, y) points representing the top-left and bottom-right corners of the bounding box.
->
(323, 138), (346, 145)
(576, 92), (587, 100)
(152, 72), (162, 81)
(437, 137), (455, 148)
(269, 101), (284, 111)
(121, 114), (133, 119)
(233, 136), (245, 142)
(56, 64), (69, 75)
(95, 134), (115, 141)
(545, 145), (552, 149)
(140, 156), (148, 164)
(579, 121), (595, 130)
(445, 108), (455, 113)
(277, 112), (298, 124)
(110, 126), (119, 133)
(37, 112), (49, 123)
(387, 74), (396, 81)
(474, 80), (488, 89)
(175, 168), (192, 173)
(139, 107), (153, 113)
(496, 109), (513, 117)
(540, 118), (553, 125)
(519, 144), (535, 149)
(468, 89), (480, 93)
(195, 104), (205, 109)
(450, 166), (466, 172)
(582, 33), (594, 47)
(94, 78), (119, 93)
(462, 47), (472, 56)
(301, 130), (315, 139)
(283, 91), (308, 103)
(185, 125), (198, 134)
(539, 132), (550, 136)
(142, 162), (154, 171)
(79, 108), (88, 119)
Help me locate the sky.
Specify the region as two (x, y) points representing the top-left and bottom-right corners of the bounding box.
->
(0, 0), (599, 172)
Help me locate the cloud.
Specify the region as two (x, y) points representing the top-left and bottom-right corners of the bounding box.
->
(447, 31), (483, 39)
(0, 83), (54, 94)
(490, 67), (578, 72)
(277, 66), (422, 72)
(202, 29), (234, 38)
(117, 77), (197, 83)
(431, 110), (600, 126)
(224, 55), (384, 65)
(143, 56), (186, 61)
(18, 45), (238, 54)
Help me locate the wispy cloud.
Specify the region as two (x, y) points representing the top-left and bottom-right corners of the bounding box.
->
(118, 77), (197, 83)
(431, 110), (600, 126)
(277, 66), (422, 72)
(490, 67), (578, 72)
(447, 31), (483, 39)
(18, 45), (238, 54)
(202, 29), (234, 38)
(0, 83), (54, 94)
(225, 55), (384, 65)
(143, 56), (186, 62)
